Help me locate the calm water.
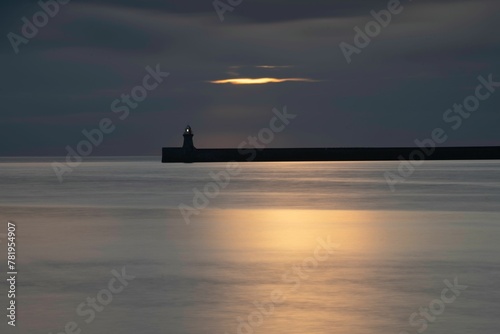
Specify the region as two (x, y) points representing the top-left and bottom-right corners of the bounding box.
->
(0, 158), (499, 334)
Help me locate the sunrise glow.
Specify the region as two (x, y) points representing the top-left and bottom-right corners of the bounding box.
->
(209, 77), (317, 85)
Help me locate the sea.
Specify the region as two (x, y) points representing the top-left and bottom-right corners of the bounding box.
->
(0, 157), (499, 334)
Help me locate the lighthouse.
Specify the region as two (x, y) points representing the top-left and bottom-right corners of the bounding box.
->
(182, 125), (195, 151)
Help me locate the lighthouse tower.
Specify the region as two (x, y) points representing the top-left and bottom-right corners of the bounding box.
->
(182, 125), (195, 151)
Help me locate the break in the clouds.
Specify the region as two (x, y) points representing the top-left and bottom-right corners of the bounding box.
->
(0, 0), (499, 155)
(255, 65), (294, 69)
(209, 78), (318, 85)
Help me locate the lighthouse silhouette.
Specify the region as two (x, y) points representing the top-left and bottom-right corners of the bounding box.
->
(162, 125), (500, 163)
(182, 125), (195, 151)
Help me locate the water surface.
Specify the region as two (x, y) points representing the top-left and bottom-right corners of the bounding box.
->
(0, 158), (499, 333)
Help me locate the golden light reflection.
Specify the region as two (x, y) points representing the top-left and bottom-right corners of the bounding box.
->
(209, 77), (318, 85)
(197, 209), (388, 333)
(201, 209), (379, 255)
(178, 208), (484, 333)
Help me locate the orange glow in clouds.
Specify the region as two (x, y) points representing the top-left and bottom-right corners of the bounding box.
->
(209, 78), (317, 85)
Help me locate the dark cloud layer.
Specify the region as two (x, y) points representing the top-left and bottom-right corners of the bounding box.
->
(1, 0), (499, 155)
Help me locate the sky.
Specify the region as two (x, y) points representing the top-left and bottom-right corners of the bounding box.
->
(1, 0), (499, 156)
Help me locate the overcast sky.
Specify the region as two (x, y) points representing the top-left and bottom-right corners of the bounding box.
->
(1, 0), (499, 156)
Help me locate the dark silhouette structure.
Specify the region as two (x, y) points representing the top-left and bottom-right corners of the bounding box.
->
(182, 125), (195, 151)
(162, 126), (500, 163)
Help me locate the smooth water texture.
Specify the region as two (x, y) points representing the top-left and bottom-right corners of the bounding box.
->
(0, 158), (499, 334)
